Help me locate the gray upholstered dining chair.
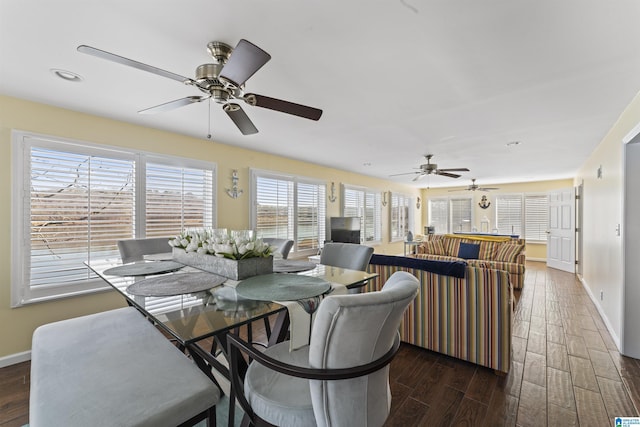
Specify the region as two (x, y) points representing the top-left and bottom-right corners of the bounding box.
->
(117, 237), (172, 264)
(320, 242), (374, 271)
(227, 271), (419, 427)
(263, 238), (294, 259)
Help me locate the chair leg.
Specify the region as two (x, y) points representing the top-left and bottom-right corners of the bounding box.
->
(263, 316), (272, 339)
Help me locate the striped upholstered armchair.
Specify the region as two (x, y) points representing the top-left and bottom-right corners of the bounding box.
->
(367, 254), (512, 374)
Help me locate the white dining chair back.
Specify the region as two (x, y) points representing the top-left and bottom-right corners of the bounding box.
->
(320, 242), (374, 271)
(263, 238), (294, 259)
(117, 237), (172, 264)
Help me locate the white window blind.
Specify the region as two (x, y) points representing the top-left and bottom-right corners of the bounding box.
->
(252, 171), (326, 255)
(29, 146), (135, 290)
(296, 181), (326, 251)
(450, 198), (472, 233)
(146, 162), (214, 237)
(342, 185), (381, 243)
(12, 132), (216, 306)
(390, 192), (411, 241)
(496, 194), (523, 236)
(428, 198), (449, 234)
(524, 194), (549, 242)
(254, 176), (294, 239)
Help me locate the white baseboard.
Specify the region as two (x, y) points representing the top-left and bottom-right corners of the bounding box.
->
(526, 257), (546, 262)
(578, 275), (621, 351)
(0, 350), (31, 368)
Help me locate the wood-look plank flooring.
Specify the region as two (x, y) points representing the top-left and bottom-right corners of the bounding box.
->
(2, 261), (640, 426)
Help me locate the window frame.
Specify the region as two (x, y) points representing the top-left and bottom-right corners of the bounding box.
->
(427, 196), (473, 234)
(249, 168), (326, 257)
(495, 192), (549, 242)
(389, 192), (413, 242)
(341, 184), (382, 244)
(11, 130), (217, 307)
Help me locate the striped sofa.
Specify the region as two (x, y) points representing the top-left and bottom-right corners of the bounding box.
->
(415, 234), (526, 290)
(367, 254), (512, 373)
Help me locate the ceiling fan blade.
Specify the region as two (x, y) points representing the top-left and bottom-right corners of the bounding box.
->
(77, 45), (193, 84)
(412, 173), (427, 182)
(447, 188), (468, 192)
(436, 171), (462, 178)
(477, 187), (500, 191)
(138, 96), (208, 114)
(219, 39), (271, 88)
(223, 103), (259, 135)
(389, 171), (421, 177)
(438, 168), (470, 172)
(244, 94), (322, 120)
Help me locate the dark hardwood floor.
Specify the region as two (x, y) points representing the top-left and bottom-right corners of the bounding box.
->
(2, 261), (640, 426)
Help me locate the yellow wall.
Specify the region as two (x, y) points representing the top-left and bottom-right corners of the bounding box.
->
(0, 95), (422, 360)
(574, 91), (640, 347)
(421, 179), (574, 260)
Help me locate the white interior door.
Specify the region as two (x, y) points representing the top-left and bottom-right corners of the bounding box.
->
(547, 188), (576, 273)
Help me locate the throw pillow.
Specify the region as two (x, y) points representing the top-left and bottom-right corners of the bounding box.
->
(458, 242), (480, 259)
(419, 240), (446, 256)
(494, 244), (525, 263)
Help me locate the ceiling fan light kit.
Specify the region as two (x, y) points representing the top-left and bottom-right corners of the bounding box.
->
(77, 39), (322, 136)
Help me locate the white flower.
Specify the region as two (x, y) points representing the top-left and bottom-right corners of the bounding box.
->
(197, 247), (208, 254)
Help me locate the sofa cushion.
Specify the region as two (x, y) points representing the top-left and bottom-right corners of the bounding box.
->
(419, 240), (446, 256)
(443, 239), (461, 257)
(467, 259), (525, 274)
(458, 242), (480, 259)
(479, 241), (499, 260)
(494, 244), (525, 263)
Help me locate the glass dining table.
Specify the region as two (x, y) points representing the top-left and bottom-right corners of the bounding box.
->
(85, 258), (378, 386)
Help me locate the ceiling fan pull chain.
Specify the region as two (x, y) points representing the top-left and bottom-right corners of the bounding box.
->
(207, 98), (212, 139)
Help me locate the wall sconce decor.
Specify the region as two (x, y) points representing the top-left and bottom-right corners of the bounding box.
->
(416, 197), (421, 209)
(478, 195), (491, 209)
(381, 191), (388, 207)
(226, 169), (243, 199)
(328, 182), (337, 203)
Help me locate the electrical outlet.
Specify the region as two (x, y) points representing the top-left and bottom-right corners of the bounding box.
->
(600, 290), (604, 301)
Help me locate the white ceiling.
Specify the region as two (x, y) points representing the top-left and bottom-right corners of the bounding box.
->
(2, 0), (640, 188)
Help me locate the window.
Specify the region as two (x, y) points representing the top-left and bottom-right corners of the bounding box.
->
(390, 192), (412, 241)
(250, 170), (326, 256)
(428, 198), (449, 234)
(12, 131), (216, 306)
(524, 195), (549, 242)
(450, 198), (472, 233)
(427, 197), (472, 233)
(495, 193), (548, 241)
(342, 185), (382, 243)
(495, 195), (523, 236)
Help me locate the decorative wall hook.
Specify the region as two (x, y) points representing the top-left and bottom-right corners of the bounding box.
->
(381, 191), (388, 207)
(328, 182), (337, 203)
(226, 169), (243, 199)
(478, 195), (491, 209)
(416, 196), (421, 209)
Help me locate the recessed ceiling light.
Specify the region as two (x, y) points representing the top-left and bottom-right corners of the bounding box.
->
(506, 141), (521, 147)
(50, 69), (83, 82)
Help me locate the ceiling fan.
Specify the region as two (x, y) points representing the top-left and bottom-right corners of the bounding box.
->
(390, 154), (469, 181)
(449, 178), (500, 192)
(77, 39), (322, 135)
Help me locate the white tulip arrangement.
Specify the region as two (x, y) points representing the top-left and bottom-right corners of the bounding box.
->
(169, 228), (273, 260)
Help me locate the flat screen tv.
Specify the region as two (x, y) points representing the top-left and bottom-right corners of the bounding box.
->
(330, 217), (361, 244)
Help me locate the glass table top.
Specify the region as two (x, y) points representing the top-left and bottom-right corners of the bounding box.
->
(86, 258), (378, 345)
